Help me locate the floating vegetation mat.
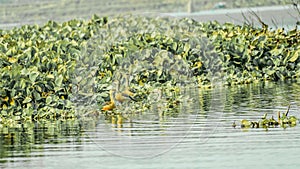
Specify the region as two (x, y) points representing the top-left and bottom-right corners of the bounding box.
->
(0, 14), (299, 124)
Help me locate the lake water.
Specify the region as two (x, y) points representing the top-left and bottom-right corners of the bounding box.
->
(1, 81), (300, 169)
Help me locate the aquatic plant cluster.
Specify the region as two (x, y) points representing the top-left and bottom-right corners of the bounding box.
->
(0, 15), (299, 122)
(0, 15), (107, 123)
(233, 105), (298, 129)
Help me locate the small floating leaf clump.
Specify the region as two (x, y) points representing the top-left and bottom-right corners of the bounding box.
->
(233, 105), (299, 129)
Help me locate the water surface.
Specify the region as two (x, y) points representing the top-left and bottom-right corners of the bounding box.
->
(1, 81), (300, 169)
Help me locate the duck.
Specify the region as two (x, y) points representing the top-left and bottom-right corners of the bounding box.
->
(101, 87), (117, 111)
(101, 74), (136, 111)
(110, 88), (136, 105)
(101, 101), (115, 111)
(112, 74), (136, 104)
(101, 89), (135, 111)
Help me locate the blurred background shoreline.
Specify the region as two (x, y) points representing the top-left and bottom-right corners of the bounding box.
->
(0, 0), (298, 29)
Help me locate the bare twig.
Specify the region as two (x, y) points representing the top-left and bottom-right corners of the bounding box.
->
(248, 9), (268, 28)
(289, 0), (300, 25)
(292, 0), (300, 15)
(225, 13), (244, 24)
(271, 18), (279, 29)
(285, 104), (291, 117)
(241, 11), (253, 27)
(286, 0), (300, 22)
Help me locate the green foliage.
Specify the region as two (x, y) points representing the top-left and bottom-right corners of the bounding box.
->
(0, 15), (108, 122)
(0, 14), (299, 123)
(207, 22), (300, 84)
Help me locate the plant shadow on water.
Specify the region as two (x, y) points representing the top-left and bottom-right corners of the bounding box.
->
(0, 119), (84, 164)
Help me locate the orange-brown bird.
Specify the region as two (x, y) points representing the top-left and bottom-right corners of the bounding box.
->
(111, 88), (135, 105)
(101, 101), (115, 111)
(101, 75), (135, 111)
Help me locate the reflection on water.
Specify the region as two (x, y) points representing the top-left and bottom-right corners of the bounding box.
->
(1, 81), (300, 168)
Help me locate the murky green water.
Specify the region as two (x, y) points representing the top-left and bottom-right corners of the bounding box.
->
(1, 81), (300, 169)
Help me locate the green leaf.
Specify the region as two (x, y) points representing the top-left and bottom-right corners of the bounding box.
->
(35, 85), (43, 92)
(21, 68), (29, 75)
(29, 72), (39, 82)
(172, 42), (177, 51)
(289, 49), (299, 63)
(269, 46), (284, 56)
(23, 97), (32, 104)
(157, 69), (163, 77)
(55, 75), (63, 87)
(20, 78), (27, 89)
(33, 91), (41, 100)
(46, 96), (52, 105)
(65, 100), (73, 108)
(184, 43), (190, 53)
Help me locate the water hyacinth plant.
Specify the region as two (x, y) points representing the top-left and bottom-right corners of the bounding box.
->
(0, 15), (107, 122)
(0, 14), (299, 124)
